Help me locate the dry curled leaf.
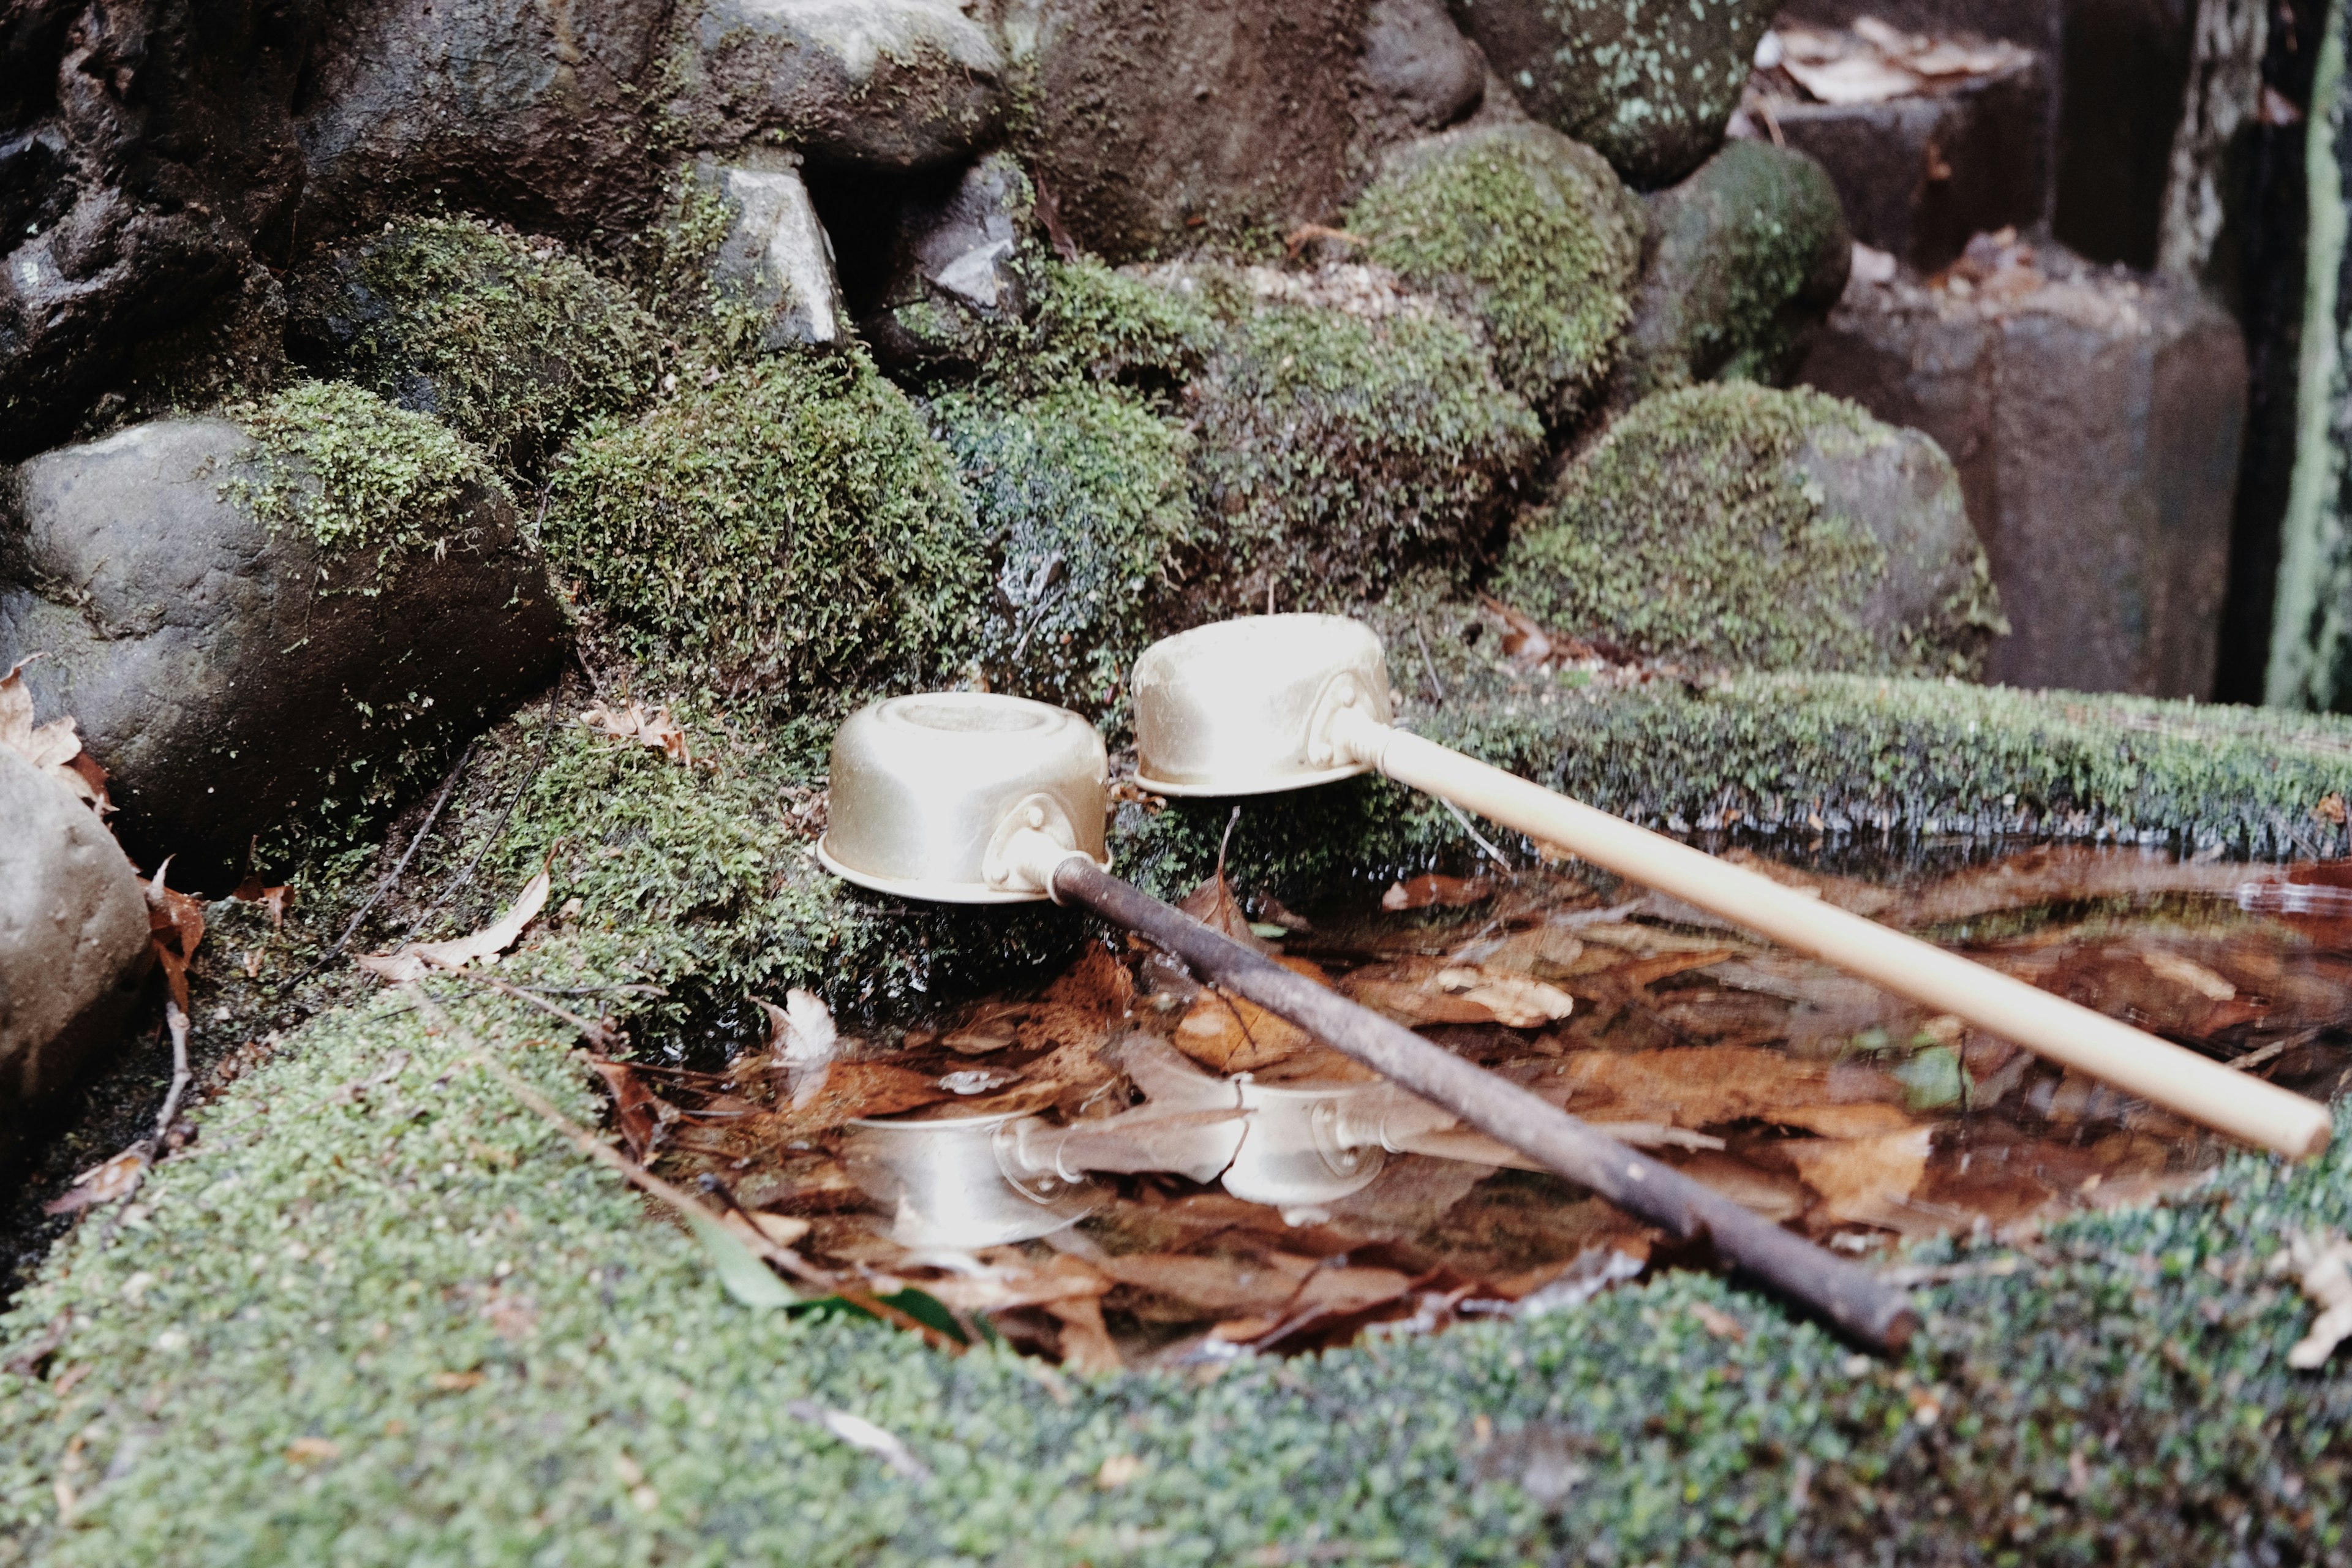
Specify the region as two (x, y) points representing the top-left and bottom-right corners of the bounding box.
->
(230, 875), (295, 928)
(581, 699), (690, 766)
(0, 657), (108, 813)
(1431, 966), (1573, 1028)
(755, 989), (840, 1110)
(356, 870), (549, 983)
(145, 859), (206, 1017)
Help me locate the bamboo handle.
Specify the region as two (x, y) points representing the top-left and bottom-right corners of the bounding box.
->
(1047, 858), (1920, 1351)
(1339, 714), (2332, 1159)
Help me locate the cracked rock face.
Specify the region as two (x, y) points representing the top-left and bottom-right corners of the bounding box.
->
(0, 747), (150, 1163)
(707, 160), (852, 350)
(0, 417), (570, 881)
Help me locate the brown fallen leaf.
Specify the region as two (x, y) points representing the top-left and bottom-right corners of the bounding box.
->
(1096, 1251), (1319, 1315)
(1044, 1291), (1124, 1374)
(919, 1253), (1110, 1314)
(1179, 870), (1272, 951)
(587, 1058), (660, 1163)
(357, 870), (550, 983)
(285, 1438), (342, 1463)
(0, 656), (108, 813)
(581, 698), (691, 766)
(1382, 874), (1494, 911)
(1432, 966), (1573, 1028)
(1172, 961), (1333, 1073)
(722, 1208), (813, 1250)
(1339, 975), (1499, 1028)
(41, 1148), (148, 1216)
(429, 1370), (486, 1393)
(144, 860), (206, 1018)
(1783, 1126), (1937, 1226)
(230, 875), (294, 929)
(2275, 1229), (2352, 1370)
(1689, 1302), (1746, 1343)
(2139, 950), (2237, 1002)
(768, 1061), (953, 1137)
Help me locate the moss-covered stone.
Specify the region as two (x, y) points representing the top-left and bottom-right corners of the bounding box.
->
(1612, 141), (1853, 404)
(229, 380), (513, 589)
(287, 217), (658, 475)
(1175, 266), (1547, 616)
(1348, 122), (1643, 424)
(538, 350), (984, 753)
(929, 383), (1195, 720)
(1456, 0), (1780, 189)
(1495, 384), (2003, 676)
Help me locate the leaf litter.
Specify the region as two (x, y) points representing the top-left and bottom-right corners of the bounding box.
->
(593, 846), (2352, 1370)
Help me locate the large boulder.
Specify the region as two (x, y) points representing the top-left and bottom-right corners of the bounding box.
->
(1610, 140), (1851, 405)
(682, 0), (1008, 170)
(1494, 383), (2003, 676)
(0, 388), (571, 880)
(287, 216), (660, 475)
(1171, 263), (1547, 617)
(540, 349), (985, 751)
(0, 748), (151, 1163)
(1017, 0), (1485, 259)
(1455, 0), (1779, 189)
(699, 159), (854, 353)
(1347, 121), (1644, 426)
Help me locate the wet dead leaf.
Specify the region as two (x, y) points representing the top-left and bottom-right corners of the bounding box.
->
(1689, 1302), (1746, 1343)
(1783, 1127), (1936, 1226)
(768, 1062), (951, 1137)
(230, 875), (294, 928)
(755, 989), (840, 1110)
(1096, 1251), (1318, 1314)
(357, 870), (549, 983)
(143, 861), (206, 1017)
(581, 698), (691, 766)
(1180, 871), (1272, 951)
(1174, 986), (1314, 1072)
(1382, 874), (1494, 911)
(2139, 951), (2237, 1002)
(0, 657), (107, 813)
(722, 1209), (813, 1250)
(1432, 967), (1573, 1028)
(587, 1058), (659, 1163)
(42, 1148), (148, 1216)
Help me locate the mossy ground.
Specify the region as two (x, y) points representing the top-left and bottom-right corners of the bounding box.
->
(228, 379), (510, 590)
(539, 350), (984, 756)
(1348, 123), (1642, 424)
(1495, 383), (1997, 677)
(288, 216), (658, 475)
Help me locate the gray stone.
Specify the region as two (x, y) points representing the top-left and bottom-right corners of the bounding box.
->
(0, 747), (151, 1161)
(1453, 0), (1779, 188)
(687, 0), (1007, 170)
(1011, 0), (1479, 260)
(0, 416), (571, 881)
(1611, 140), (1851, 405)
(864, 152), (1036, 375)
(1800, 251), (2247, 697)
(1763, 52), (2050, 274)
(707, 160), (852, 350)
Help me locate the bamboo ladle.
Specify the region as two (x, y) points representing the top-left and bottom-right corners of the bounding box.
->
(1129, 615), (2334, 1160)
(817, 691), (1918, 1348)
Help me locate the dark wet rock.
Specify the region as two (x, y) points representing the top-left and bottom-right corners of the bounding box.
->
(0, 748), (151, 1163)
(703, 159), (853, 352)
(865, 153), (1037, 377)
(1017, 0), (1479, 260)
(1763, 50), (2049, 274)
(1495, 382), (2001, 676)
(0, 396), (570, 881)
(684, 0), (1007, 170)
(1801, 252), (2245, 697)
(1611, 140), (1850, 405)
(287, 216), (660, 474)
(1454, 0), (1779, 188)
(1348, 121), (1643, 426)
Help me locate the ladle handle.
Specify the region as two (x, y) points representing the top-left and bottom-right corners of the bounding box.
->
(1047, 858), (1919, 1352)
(1343, 717), (2334, 1159)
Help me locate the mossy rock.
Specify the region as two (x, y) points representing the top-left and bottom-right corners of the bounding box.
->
(1496, 383), (2003, 676)
(1348, 122), (1643, 424)
(539, 351), (984, 753)
(1456, 0), (1781, 189)
(929, 383), (1194, 721)
(1175, 266), (1547, 617)
(287, 216), (658, 475)
(1612, 141), (1853, 404)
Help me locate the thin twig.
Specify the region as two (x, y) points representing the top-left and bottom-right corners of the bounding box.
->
(1439, 797), (1515, 874)
(296, 740), (477, 983)
(422, 959), (620, 1047)
(152, 1000), (192, 1143)
(1412, 614), (1447, 702)
(408, 987), (960, 1353)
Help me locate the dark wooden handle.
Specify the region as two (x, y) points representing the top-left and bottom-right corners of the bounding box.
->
(1052, 858), (1917, 1351)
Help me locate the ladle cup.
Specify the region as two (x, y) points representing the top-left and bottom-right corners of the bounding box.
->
(1130, 616), (2335, 1161)
(819, 691), (1917, 1350)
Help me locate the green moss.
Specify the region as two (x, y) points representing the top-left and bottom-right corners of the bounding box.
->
(228, 380), (510, 590)
(1613, 140), (1852, 402)
(623, 167), (772, 360)
(929, 383), (1195, 720)
(539, 351), (984, 752)
(1001, 257), (1219, 397)
(1496, 383), (2000, 675)
(288, 217), (658, 474)
(1183, 283), (1546, 615)
(1348, 123), (1642, 423)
